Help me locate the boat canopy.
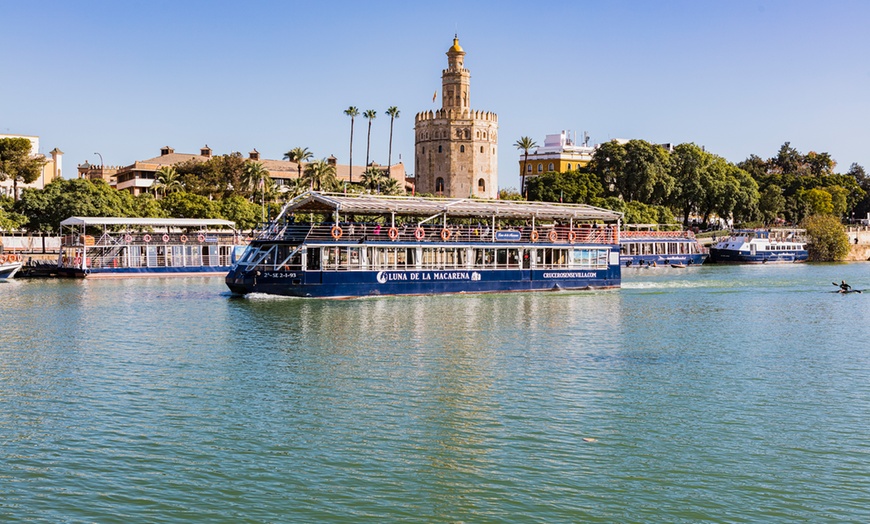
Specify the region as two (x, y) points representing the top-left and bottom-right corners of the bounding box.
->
(60, 217), (236, 228)
(277, 192), (623, 222)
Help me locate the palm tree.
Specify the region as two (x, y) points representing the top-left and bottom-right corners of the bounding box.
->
(514, 136), (538, 199)
(283, 146), (313, 180)
(243, 161), (271, 223)
(361, 166), (387, 193)
(381, 177), (402, 196)
(153, 166), (182, 197)
(304, 159), (338, 192)
(344, 106), (359, 183)
(385, 106), (400, 178)
(363, 110), (376, 167)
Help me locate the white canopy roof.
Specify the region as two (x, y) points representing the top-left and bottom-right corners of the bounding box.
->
(60, 217), (236, 228)
(280, 192), (622, 222)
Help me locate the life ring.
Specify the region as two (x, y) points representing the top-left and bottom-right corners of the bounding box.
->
(143, 234), (152, 243)
(530, 230), (539, 242)
(197, 234), (205, 242)
(74, 256), (81, 266)
(568, 231), (578, 243)
(388, 227), (399, 241)
(0, 255), (6, 264)
(180, 234), (188, 243)
(331, 225), (343, 240)
(124, 234), (133, 243)
(162, 234), (170, 243)
(441, 228), (452, 241)
(414, 227), (425, 240)
(548, 230), (558, 242)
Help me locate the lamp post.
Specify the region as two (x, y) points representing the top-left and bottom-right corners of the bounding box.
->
(94, 153), (103, 179)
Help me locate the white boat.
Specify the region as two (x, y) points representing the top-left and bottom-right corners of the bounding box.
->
(709, 229), (808, 264)
(0, 255), (23, 279)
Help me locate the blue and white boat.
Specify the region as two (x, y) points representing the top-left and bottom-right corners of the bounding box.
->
(708, 229), (808, 264)
(225, 192), (623, 298)
(58, 217), (245, 277)
(0, 256), (23, 279)
(620, 226), (708, 268)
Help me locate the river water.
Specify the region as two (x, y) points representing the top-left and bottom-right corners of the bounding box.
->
(2, 264), (870, 523)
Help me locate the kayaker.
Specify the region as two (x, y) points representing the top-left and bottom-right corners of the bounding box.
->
(840, 280), (852, 292)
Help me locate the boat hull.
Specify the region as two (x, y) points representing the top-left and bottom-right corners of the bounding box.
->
(708, 248), (808, 264)
(620, 253), (707, 268)
(0, 262), (23, 279)
(226, 267), (620, 298)
(57, 265), (232, 278)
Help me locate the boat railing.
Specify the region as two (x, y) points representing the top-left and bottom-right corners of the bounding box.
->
(620, 230), (695, 239)
(61, 231), (241, 247)
(256, 223), (619, 245)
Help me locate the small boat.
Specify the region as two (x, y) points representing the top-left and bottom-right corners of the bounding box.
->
(670, 263), (687, 269)
(620, 225), (708, 268)
(709, 229), (807, 264)
(0, 255), (23, 279)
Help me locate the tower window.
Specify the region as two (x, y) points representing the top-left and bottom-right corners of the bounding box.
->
(478, 178), (486, 192)
(436, 177), (445, 193)
(460, 145), (465, 153)
(438, 145), (443, 153)
(480, 146), (484, 153)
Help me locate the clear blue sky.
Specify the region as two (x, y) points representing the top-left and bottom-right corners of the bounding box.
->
(3, 0), (869, 190)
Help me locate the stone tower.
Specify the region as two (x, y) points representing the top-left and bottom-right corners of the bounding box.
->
(414, 36), (498, 199)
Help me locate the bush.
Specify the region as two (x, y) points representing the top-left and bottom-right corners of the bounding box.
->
(801, 214), (850, 261)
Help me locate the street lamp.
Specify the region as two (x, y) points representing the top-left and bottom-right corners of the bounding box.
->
(94, 152), (103, 174)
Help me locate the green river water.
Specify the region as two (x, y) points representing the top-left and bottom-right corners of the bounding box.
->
(2, 263), (870, 522)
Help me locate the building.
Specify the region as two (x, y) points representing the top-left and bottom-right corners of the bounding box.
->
(414, 37), (498, 199)
(0, 134), (63, 199)
(111, 145), (406, 196)
(77, 162), (119, 185)
(520, 131), (595, 185)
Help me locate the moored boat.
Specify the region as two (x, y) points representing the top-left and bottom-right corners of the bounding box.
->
(57, 217), (245, 277)
(708, 229), (808, 264)
(0, 255), (23, 279)
(226, 192), (623, 298)
(619, 226), (708, 268)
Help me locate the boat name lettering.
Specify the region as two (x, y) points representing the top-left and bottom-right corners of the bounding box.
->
(542, 271), (597, 279)
(263, 272), (297, 279)
(376, 271), (478, 284)
(494, 230), (522, 241)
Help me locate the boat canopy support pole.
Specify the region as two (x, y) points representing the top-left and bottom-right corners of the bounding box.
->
(418, 212), (443, 226)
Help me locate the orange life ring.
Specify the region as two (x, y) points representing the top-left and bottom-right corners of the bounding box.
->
(197, 234), (205, 242)
(414, 227), (425, 240)
(548, 230), (558, 242)
(440, 228), (452, 241)
(124, 234), (133, 243)
(180, 234), (188, 243)
(530, 230), (539, 242)
(162, 234), (170, 243)
(143, 234), (152, 242)
(568, 231), (578, 243)
(74, 256), (82, 266)
(0, 255), (6, 264)
(388, 227), (399, 241)
(331, 225), (343, 240)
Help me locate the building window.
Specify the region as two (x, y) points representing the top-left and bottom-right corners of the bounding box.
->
(548, 163), (554, 171)
(478, 178), (486, 192)
(435, 177), (444, 193)
(422, 147), (425, 154)
(567, 163), (572, 170)
(538, 163), (543, 173)
(526, 164), (532, 173)
(480, 146), (484, 153)
(465, 129), (470, 139)
(438, 145), (443, 153)
(460, 145), (465, 153)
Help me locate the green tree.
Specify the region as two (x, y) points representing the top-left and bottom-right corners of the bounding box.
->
(220, 195), (260, 231)
(0, 137), (46, 201)
(284, 146), (313, 181)
(758, 185), (786, 225)
(243, 161), (271, 222)
(16, 178), (136, 233)
(344, 106), (359, 182)
(0, 195), (27, 230)
(514, 136), (537, 198)
(525, 170), (603, 204)
(304, 159), (338, 191)
(802, 214), (850, 261)
(385, 106), (400, 178)
(153, 166), (183, 197)
(588, 140), (626, 196)
(175, 153), (246, 200)
(363, 109), (377, 166)
(361, 166), (387, 193)
(498, 187), (523, 201)
(801, 188), (834, 215)
(621, 139), (673, 205)
(670, 143), (711, 225)
(132, 194), (167, 218)
(159, 191), (221, 219)
(826, 185), (849, 218)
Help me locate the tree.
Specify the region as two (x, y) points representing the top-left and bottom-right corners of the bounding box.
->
(153, 166), (183, 197)
(621, 140), (673, 205)
(385, 106), (400, 177)
(363, 109), (376, 166)
(802, 214), (850, 261)
(175, 153), (246, 200)
(801, 188), (834, 216)
(0, 195), (27, 230)
(16, 178), (137, 233)
(344, 106), (359, 182)
(304, 159), (338, 191)
(361, 166), (387, 193)
(525, 170), (603, 204)
(588, 140), (627, 197)
(243, 161), (271, 223)
(159, 191), (221, 219)
(758, 185), (786, 225)
(0, 137), (46, 201)
(514, 136), (537, 198)
(220, 195), (260, 231)
(669, 143), (711, 225)
(284, 147), (313, 180)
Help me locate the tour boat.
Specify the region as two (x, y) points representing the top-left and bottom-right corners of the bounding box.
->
(619, 226), (708, 268)
(708, 229), (808, 264)
(225, 192), (623, 298)
(0, 255), (23, 279)
(57, 217), (246, 277)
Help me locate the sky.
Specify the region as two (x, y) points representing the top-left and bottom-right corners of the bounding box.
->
(3, 0), (869, 190)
